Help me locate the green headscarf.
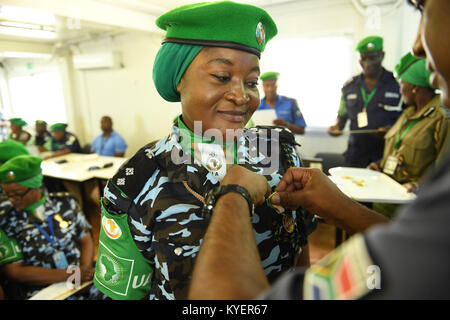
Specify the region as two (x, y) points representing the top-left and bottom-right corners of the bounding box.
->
(399, 58), (434, 89)
(152, 42), (204, 102)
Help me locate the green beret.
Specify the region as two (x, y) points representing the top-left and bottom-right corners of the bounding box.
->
(355, 36), (383, 53)
(0, 155), (42, 188)
(0, 140), (30, 164)
(394, 52), (420, 78)
(50, 123), (67, 132)
(9, 117), (27, 127)
(398, 57), (434, 89)
(156, 1), (278, 58)
(260, 72), (280, 82)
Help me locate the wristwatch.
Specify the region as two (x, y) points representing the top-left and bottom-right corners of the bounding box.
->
(202, 184), (254, 219)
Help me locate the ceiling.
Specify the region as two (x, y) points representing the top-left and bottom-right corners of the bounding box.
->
(0, 0), (303, 47)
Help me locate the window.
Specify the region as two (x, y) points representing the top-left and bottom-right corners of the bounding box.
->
(8, 71), (67, 126)
(260, 35), (354, 128)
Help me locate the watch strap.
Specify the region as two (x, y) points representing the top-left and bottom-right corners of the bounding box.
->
(202, 184), (253, 219)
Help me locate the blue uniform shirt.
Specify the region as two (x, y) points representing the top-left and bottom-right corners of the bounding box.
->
(258, 95), (307, 128)
(340, 69), (402, 167)
(91, 131), (128, 156)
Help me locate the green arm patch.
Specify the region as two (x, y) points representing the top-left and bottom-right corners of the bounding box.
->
(337, 94), (348, 118)
(94, 198), (154, 300)
(0, 229), (23, 266)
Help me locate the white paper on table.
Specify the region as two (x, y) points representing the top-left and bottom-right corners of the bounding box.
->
(28, 280), (93, 300)
(251, 109), (277, 126)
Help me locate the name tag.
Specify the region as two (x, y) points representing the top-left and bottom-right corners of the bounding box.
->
(357, 111), (368, 128)
(347, 93), (357, 100)
(383, 155), (398, 175)
(385, 92), (400, 98)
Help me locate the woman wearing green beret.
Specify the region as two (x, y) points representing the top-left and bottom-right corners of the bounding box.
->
(368, 53), (449, 218)
(93, 1), (316, 300)
(8, 118), (31, 146)
(0, 156), (95, 299)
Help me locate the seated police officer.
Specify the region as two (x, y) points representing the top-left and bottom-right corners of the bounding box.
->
(0, 155), (94, 299)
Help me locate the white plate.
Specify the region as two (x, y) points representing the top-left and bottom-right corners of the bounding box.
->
(328, 167), (417, 204)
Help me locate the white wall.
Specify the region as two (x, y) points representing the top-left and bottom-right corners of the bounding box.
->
(62, 32), (181, 156)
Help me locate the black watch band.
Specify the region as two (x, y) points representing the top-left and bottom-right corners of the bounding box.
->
(202, 184), (254, 219)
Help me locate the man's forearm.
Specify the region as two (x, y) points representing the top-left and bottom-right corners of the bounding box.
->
(333, 196), (389, 235)
(189, 193), (269, 299)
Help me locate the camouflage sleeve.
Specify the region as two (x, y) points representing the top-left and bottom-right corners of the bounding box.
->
(0, 229), (23, 266)
(94, 143), (159, 300)
(93, 198), (154, 300)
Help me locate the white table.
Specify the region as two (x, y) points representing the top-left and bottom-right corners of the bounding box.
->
(42, 153), (127, 182)
(41, 153), (128, 207)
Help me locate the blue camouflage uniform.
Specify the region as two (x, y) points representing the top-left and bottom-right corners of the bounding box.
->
(94, 120), (317, 300)
(339, 68), (402, 167)
(258, 95), (307, 129)
(0, 191), (91, 299)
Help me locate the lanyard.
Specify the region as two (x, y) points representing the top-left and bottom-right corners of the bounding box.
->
(394, 118), (421, 150)
(33, 216), (57, 248)
(360, 87), (377, 110)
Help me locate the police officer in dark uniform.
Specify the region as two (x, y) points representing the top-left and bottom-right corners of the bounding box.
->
(328, 36), (402, 168)
(44, 123), (82, 159)
(0, 155), (94, 299)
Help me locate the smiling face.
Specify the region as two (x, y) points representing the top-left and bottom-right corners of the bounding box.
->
(177, 47), (260, 140)
(412, 0), (450, 107)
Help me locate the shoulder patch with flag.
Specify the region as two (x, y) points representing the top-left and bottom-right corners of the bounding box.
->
(303, 233), (377, 300)
(94, 198), (154, 300)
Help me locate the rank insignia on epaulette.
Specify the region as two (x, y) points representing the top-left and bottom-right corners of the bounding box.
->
(303, 233), (376, 300)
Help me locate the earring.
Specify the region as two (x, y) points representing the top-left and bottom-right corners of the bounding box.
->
(412, 88), (417, 94)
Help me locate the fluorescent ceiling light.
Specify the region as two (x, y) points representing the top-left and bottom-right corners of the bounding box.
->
(0, 26), (56, 39)
(0, 51), (52, 59)
(0, 5), (55, 26)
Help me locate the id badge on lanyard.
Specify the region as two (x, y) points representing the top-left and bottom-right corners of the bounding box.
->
(358, 88), (377, 128)
(34, 216), (69, 269)
(383, 155), (399, 175)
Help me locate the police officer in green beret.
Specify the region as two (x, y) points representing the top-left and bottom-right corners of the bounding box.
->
(8, 118), (31, 146)
(367, 53), (449, 217)
(0, 155), (94, 299)
(257, 72), (307, 134)
(44, 123), (82, 159)
(328, 36), (402, 168)
(93, 0), (316, 300)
